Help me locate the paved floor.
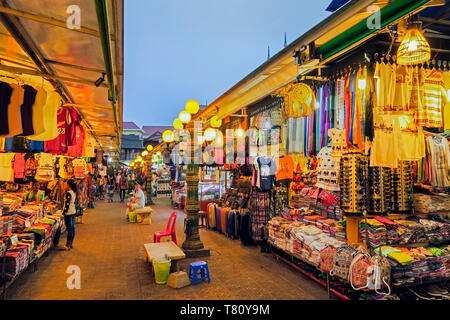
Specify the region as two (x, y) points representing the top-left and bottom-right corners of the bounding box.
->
(6, 195), (329, 300)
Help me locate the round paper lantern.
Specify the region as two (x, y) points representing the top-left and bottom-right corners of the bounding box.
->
(179, 111), (191, 123)
(185, 99), (200, 114)
(162, 130), (174, 142)
(141, 151), (148, 157)
(173, 118), (183, 129)
(146, 145), (153, 152)
(210, 115), (222, 128)
(204, 128), (217, 141)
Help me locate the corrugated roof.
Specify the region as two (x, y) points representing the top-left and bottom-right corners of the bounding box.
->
(142, 125), (172, 138)
(123, 121), (140, 130)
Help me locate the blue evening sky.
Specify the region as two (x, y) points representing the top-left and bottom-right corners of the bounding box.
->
(124, 0), (332, 127)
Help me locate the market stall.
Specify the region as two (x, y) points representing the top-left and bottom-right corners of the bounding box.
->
(195, 0), (450, 300)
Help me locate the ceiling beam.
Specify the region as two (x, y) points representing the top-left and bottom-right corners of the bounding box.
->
(0, 63), (109, 87)
(45, 59), (106, 73)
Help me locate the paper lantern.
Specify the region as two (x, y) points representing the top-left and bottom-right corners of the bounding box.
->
(162, 130), (174, 142)
(141, 151), (148, 157)
(179, 111), (191, 123)
(210, 115), (222, 128)
(147, 145), (153, 152)
(397, 21), (430, 65)
(173, 118), (183, 129)
(185, 99), (200, 114)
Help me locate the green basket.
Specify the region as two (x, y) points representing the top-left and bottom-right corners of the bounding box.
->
(152, 257), (171, 284)
(128, 211), (137, 223)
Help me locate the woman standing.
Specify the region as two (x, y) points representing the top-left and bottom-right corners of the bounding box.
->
(62, 179), (77, 250)
(106, 174), (115, 202)
(119, 172), (128, 202)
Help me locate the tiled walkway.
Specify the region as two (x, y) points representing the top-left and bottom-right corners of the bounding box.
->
(6, 196), (329, 300)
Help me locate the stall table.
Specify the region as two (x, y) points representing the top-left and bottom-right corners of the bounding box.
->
(142, 241), (186, 274)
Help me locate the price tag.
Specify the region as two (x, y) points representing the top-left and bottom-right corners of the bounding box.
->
(10, 234), (18, 246)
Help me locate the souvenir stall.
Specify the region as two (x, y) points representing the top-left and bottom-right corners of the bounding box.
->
(204, 10), (450, 299)
(264, 20), (450, 299)
(0, 74), (100, 297)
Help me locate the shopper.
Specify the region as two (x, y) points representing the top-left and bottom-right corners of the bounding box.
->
(62, 179), (77, 250)
(106, 174), (115, 202)
(115, 171), (121, 192)
(127, 183), (146, 212)
(119, 172), (128, 202)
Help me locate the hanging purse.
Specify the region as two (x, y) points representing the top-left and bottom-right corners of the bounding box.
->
(348, 246), (372, 290)
(319, 245), (337, 273)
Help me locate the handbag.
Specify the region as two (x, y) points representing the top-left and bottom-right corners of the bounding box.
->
(319, 245), (337, 273)
(370, 254), (391, 295)
(349, 246), (372, 290)
(330, 244), (357, 281)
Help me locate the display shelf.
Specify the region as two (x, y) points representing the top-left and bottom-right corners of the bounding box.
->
(268, 243), (351, 300)
(391, 276), (449, 290)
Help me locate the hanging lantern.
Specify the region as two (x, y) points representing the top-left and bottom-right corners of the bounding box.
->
(204, 128), (217, 141)
(179, 111), (191, 123)
(146, 145), (153, 152)
(397, 21), (431, 66)
(141, 150), (148, 157)
(136, 156), (142, 162)
(162, 130), (174, 142)
(210, 115), (222, 128)
(173, 118), (183, 129)
(185, 99), (200, 114)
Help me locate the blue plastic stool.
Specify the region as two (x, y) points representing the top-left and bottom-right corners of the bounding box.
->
(188, 261), (211, 285)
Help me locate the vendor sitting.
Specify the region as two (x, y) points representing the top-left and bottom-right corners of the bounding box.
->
(25, 181), (45, 203)
(127, 183), (146, 213)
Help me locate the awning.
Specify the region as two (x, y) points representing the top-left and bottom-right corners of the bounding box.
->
(0, 0), (123, 156)
(195, 0), (445, 125)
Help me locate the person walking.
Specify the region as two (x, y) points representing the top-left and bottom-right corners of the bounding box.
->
(62, 179), (77, 250)
(119, 172), (128, 202)
(106, 174), (115, 202)
(115, 171), (121, 192)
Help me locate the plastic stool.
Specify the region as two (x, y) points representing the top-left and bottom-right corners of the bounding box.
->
(188, 261), (210, 285)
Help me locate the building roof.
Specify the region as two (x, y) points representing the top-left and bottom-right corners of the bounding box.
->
(142, 126), (172, 138)
(123, 122), (141, 130)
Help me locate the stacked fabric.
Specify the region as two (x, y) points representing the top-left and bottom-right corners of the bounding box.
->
(0, 245), (28, 280)
(374, 216), (401, 245)
(0, 216), (14, 234)
(419, 219), (443, 244)
(359, 219), (387, 248)
(414, 193), (450, 214)
(396, 220), (428, 244)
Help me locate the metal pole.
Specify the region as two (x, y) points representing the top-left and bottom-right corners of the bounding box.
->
(182, 122), (205, 251)
(146, 157), (154, 205)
